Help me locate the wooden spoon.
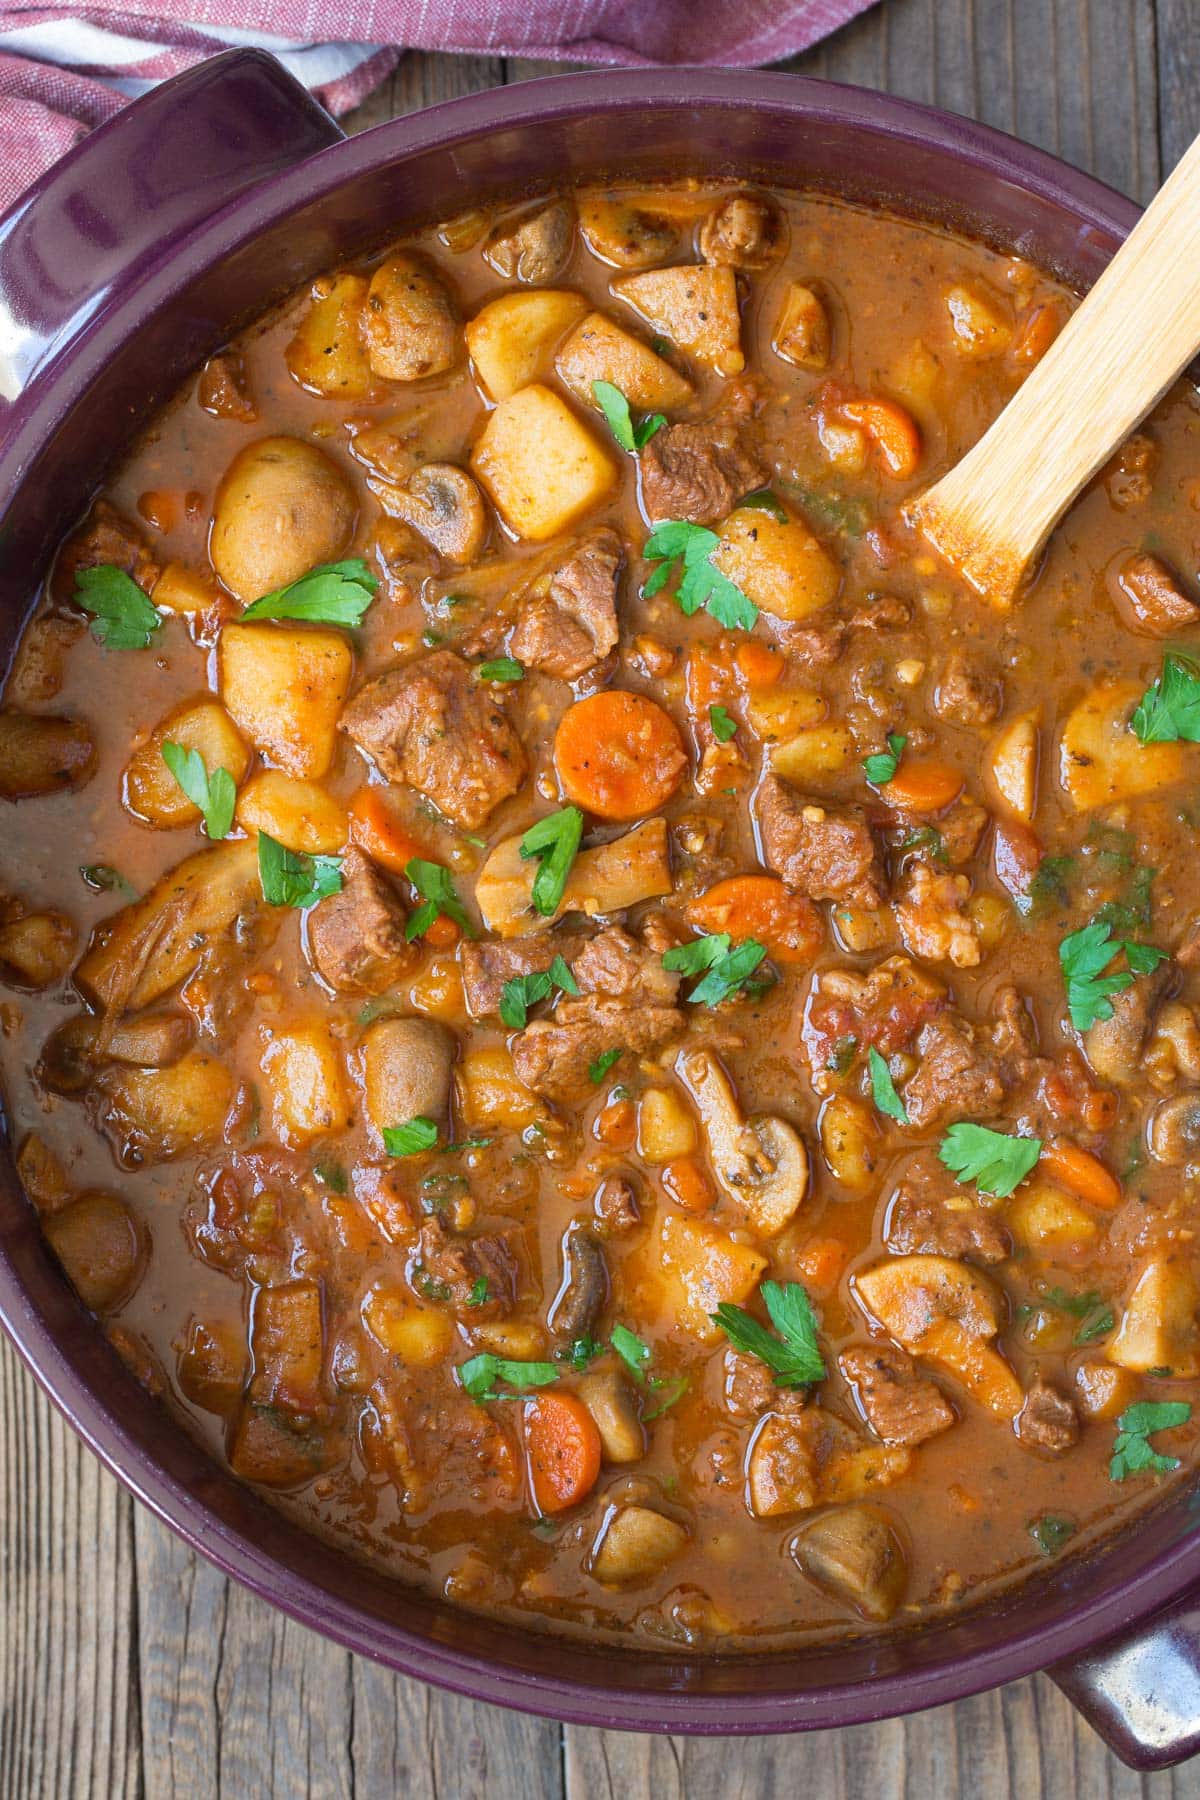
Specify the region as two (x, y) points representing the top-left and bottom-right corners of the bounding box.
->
(908, 131), (1200, 607)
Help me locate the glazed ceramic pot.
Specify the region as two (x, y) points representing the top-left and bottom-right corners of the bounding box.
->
(1, 50), (1197, 1769)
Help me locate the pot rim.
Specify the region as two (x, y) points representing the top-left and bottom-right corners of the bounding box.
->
(1, 65), (1187, 1735)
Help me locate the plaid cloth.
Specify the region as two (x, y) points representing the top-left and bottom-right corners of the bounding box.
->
(0, 0), (877, 210)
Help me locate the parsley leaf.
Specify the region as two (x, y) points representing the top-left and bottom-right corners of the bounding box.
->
(939, 1123), (1042, 1197)
(863, 732), (907, 786)
(713, 1281), (826, 1386)
(519, 807), (583, 917)
(382, 1116), (440, 1156)
(458, 1353), (561, 1402)
(662, 932), (768, 1007)
(592, 379), (666, 453)
(313, 1160), (348, 1194)
(643, 521), (758, 631)
(404, 857), (474, 941)
(466, 1276), (490, 1307)
(611, 1323), (653, 1382)
(241, 559), (378, 627)
(1131, 653), (1200, 743)
(161, 742), (237, 840)
(589, 1047), (623, 1085)
(74, 565), (161, 650)
(476, 657), (524, 683)
(738, 488), (789, 523)
(867, 1046), (908, 1124)
(1110, 1400), (1191, 1481)
(499, 954), (578, 1029)
(1028, 1513), (1077, 1556)
(257, 831), (342, 909)
(709, 704), (738, 743)
(1059, 918), (1167, 1030)
(79, 862), (138, 900)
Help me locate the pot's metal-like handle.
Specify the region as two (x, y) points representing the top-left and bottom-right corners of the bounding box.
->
(1051, 1584), (1200, 1770)
(0, 48), (343, 407)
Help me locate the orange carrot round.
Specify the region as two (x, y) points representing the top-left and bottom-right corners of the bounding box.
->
(553, 690), (687, 821)
(734, 640), (784, 691)
(880, 757), (964, 815)
(688, 875), (823, 965)
(841, 397), (921, 479)
(524, 1392), (602, 1515)
(1040, 1139), (1122, 1211)
(793, 1236), (848, 1292)
(348, 786), (428, 875)
(661, 1157), (714, 1214)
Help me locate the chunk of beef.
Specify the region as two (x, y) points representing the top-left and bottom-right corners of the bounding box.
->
(894, 862), (982, 967)
(937, 798), (990, 868)
(54, 500), (160, 605)
(308, 848), (415, 994)
(340, 650), (527, 830)
(758, 774), (886, 908)
(549, 1231), (609, 1339)
(839, 1343), (955, 1445)
(884, 1163), (1010, 1264)
(1015, 1376), (1079, 1455)
(933, 651), (1003, 726)
(1116, 552), (1200, 637)
(698, 193), (785, 268)
(573, 924), (681, 1006)
(722, 1348), (807, 1421)
(416, 1217), (519, 1319)
(198, 352), (258, 422)
(902, 1011), (1005, 1130)
(1104, 432), (1158, 509)
(508, 529), (622, 680)
(592, 1172), (641, 1235)
(460, 929), (591, 1019)
(639, 411), (767, 525)
(511, 996), (683, 1104)
(800, 955), (946, 1092)
(991, 984), (1039, 1070)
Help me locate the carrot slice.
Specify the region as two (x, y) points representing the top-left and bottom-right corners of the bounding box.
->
(661, 1157), (714, 1214)
(840, 397), (921, 478)
(687, 875), (823, 965)
(793, 1236), (847, 1292)
(880, 757), (964, 815)
(553, 690), (687, 821)
(1039, 1139), (1122, 1211)
(734, 640), (784, 690)
(524, 1392), (602, 1515)
(348, 786), (428, 875)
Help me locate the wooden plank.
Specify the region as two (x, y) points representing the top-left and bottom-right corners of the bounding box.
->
(1156, 0), (1200, 176)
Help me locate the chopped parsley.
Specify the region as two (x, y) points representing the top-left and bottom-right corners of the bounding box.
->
(241, 558), (378, 627)
(404, 857), (474, 941)
(74, 565), (162, 650)
(476, 657), (524, 684)
(662, 931), (768, 1007)
(439, 1136), (492, 1155)
(1024, 854), (1074, 916)
(643, 521), (758, 631)
(588, 1047), (623, 1085)
(591, 379), (666, 452)
(738, 488), (789, 523)
(466, 1276), (490, 1308)
(609, 1323), (687, 1418)
(1094, 863), (1156, 935)
(79, 862), (137, 900)
(161, 741), (237, 840)
(863, 732), (906, 786)
(519, 807), (583, 917)
(498, 954), (579, 1029)
(901, 825), (948, 865)
(1130, 653), (1200, 743)
(1037, 1286), (1115, 1345)
(458, 1353), (561, 1402)
(382, 1116), (440, 1157)
(1059, 917), (1167, 1031)
(826, 1034), (858, 1076)
(711, 1280), (826, 1386)
(939, 1123), (1042, 1198)
(867, 1047), (908, 1124)
(257, 831), (342, 909)
(1110, 1400), (1191, 1481)
(709, 704), (738, 743)
(313, 1160), (348, 1194)
(1028, 1513), (1077, 1556)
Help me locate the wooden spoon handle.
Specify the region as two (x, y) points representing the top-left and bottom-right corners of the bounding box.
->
(909, 129), (1200, 606)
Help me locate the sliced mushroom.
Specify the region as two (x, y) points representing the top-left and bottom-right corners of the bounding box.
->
(676, 1047), (808, 1234)
(590, 1503), (688, 1584)
(484, 200), (574, 284)
(1109, 1256), (1200, 1376)
(0, 710), (96, 799)
(985, 710), (1039, 823)
(1148, 1091), (1200, 1165)
(38, 1010), (194, 1095)
(42, 1190), (145, 1311)
(1083, 962), (1174, 1085)
(362, 1017), (456, 1137)
(791, 1504), (908, 1622)
(549, 1230), (609, 1341)
(368, 463), (487, 565)
(577, 194), (679, 269)
(577, 1369), (645, 1463)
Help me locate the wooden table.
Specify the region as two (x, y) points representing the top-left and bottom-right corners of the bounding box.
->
(4, 3), (1200, 1793)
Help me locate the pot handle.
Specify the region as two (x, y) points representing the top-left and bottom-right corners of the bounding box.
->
(1050, 1583), (1200, 1770)
(0, 48), (343, 406)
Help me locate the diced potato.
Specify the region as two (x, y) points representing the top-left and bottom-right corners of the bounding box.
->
(637, 1086), (696, 1163)
(578, 193), (682, 269)
(556, 310), (693, 413)
(772, 281), (831, 370)
(816, 1430), (912, 1503)
(1008, 1182), (1099, 1255)
(855, 1254), (1004, 1344)
(470, 1319), (547, 1360)
(0, 709), (95, 799)
(1059, 678), (1184, 811)
(747, 1409), (910, 1519)
(362, 1284), (454, 1365)
(249, 1280), (326, 1416)
(124, 697), (251, 828)
(361, 1016), (455, 1137)
(747, 1411), (818, 1515)
(235, 770), (348, 854)
(15, 1133), (72, 1213)
(470, 383), (617, 540)
(363, 253), (458, 383)
(817, 413), (868, 474)
(228, 1403), (327, 1486)
(746, 687), (825, 743)
(75, 838), (260, 1012)
(1110, 1257), (1200, 1376)
(93, 1054), (235, 1165)
(219, 622), (352, 779)
(0, 911), (75, 988)
(986, 710), (1039, 823)
(1075, 1358), (1140, 1421)
(653, 1211), (768, 1342)
(613, 265), (743, 375)
(712, 506), (840, 622)
(590, 1504), (688, 1584)
(177, 1316), (247, 1414)
(889, 339), (944, 421)
(455, 1044), (548, 1131)
(945, 281), (1013, 357)
(465, 289), (589, 400)
(151, 561), (222, 614)
(475, 817), (673, 937)
(770, 724), (855, 783)
(285, 272), (373, 398)
(832, 906), (897, 953)
(260, 1021), (350, 1146)
(42, 1191), (145, 1312)
(819, 1096), (882, 1192)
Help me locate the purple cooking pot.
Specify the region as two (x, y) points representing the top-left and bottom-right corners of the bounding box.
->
(0, 49), (1198, 1768)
